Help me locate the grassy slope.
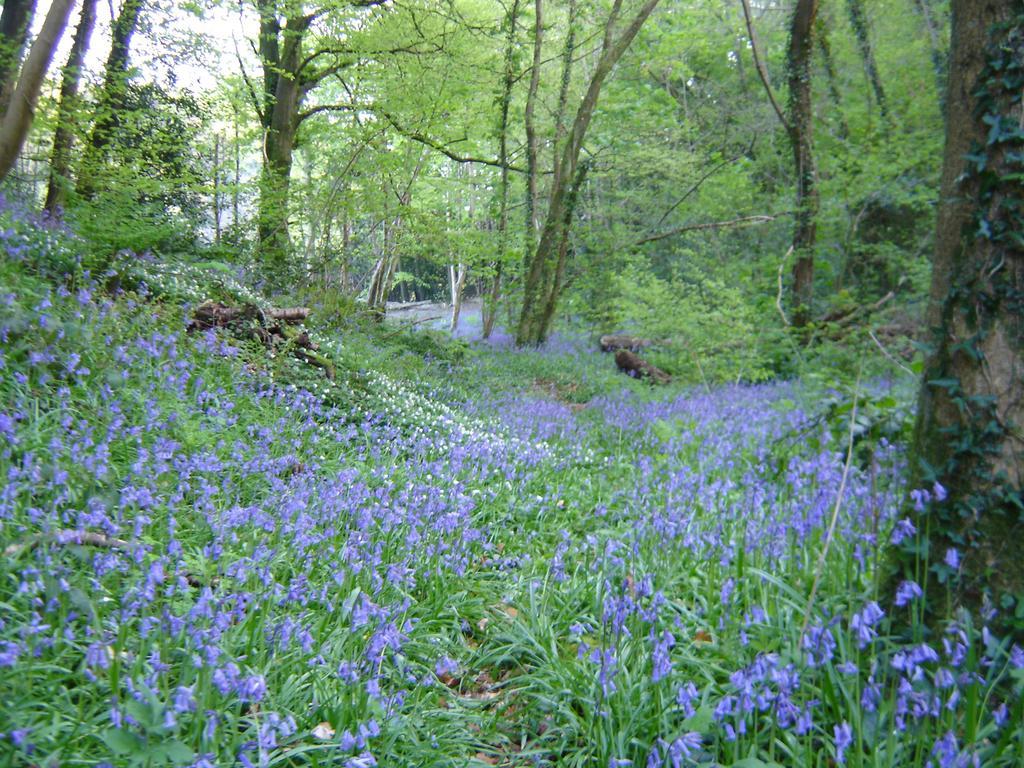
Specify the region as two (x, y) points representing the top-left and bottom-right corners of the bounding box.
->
(1, 246), (1021, 768)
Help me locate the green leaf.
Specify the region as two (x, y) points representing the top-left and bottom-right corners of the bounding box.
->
(100, 728), (142, 755)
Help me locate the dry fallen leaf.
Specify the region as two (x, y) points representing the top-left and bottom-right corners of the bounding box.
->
(311, 722), (335, 740)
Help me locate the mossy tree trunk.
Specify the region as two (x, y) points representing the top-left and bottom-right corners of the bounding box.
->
(45, 0), (99, 214)
(516, 0), (662, 346)
(903, 0), (1024, 625)
(0, 0), (36, 115)
(786, 0), (820, 328)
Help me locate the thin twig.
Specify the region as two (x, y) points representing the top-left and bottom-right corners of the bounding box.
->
(800, 373), (861, 640)
(635, 212), (791, 246)
(868, 330), (914, 377)
(776, 248), (792, 327)
(739, 0), (790, 130)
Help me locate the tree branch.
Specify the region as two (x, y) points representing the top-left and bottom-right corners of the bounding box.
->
(654, 139), (756, 228)
(635, 212), (791, 246)
(379, 110), (527, 173)
(739, 0), (790, 130)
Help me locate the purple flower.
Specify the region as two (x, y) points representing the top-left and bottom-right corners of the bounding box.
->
(675, 682), (699, 718)
(172, 686), (196, 714)
(651, 631), (675, 682)
(834, 721), (852, 764)
(850, 602), (884, 649)
(890, 518), (917, 545)
(895, 580), (923, 607)
(944, 548), (960, 570)
(668, 732), (702, 766)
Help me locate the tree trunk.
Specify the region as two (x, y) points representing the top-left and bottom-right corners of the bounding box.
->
(77, 0), (145, 199)
(786, 0), (820, 327)
(0, 0), (74, 183)
(257, 8), (314, 281)
(482, 0), (520, 340)
(902, 0), (1024, 622)
(450, 263), (468, 333)
(45, 0), (98, 214)
(816, 16), (849, 139)
(523, 0), (543, 247)
(213, 133), (223, 243)
(0, 0), (36, 115)
(517, 0), (662, 346)
(845, 0), (888, 120)
(911, 0), (947, 110)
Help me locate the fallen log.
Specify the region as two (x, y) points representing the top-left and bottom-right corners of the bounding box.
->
(188, 302), (333, 381)
(189, 302), (310, 331)
(4, 530), (136, 558)
(614, 349), (672, 385)
(600, 334), (654, 353)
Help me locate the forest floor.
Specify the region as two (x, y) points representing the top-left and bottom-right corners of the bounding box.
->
(1, 252), (1022, 767)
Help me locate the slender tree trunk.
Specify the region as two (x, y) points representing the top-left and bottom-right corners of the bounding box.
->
(517, 0), (662, 345)
(816, 17), (849, 139)
(45, 0), (98, 214)
(845, 0), (888, 120)
(0, 0), (36, 115)
(77, 0), (145, 199)
(911, 0), (947, 110)
(233, 99), (241, 230)
(483, 0), (520, 339)
(901, 0), (1024, 620)
(213, 134), (223, 243)
(523, 0), (543, 247)
(786, 0), (820, 327)
(450, 263), (468, 332)
(0, 0), (75, 183)
(340, 210), (350, 291)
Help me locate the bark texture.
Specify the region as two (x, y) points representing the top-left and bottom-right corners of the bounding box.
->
(0, 0), (74, 182)
(907, 0), (1024, 621)
(0, 0), (36, 115)
(786, 0), (820, 327)
(257, 6), (313, 281)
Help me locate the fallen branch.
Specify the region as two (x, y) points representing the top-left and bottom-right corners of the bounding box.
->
(614, 349), (672, 385)
(599, 334), (654, 352)
(189, 302), (310, 330)
(5, 530), (135, 558)
(819, 288), (898, 327)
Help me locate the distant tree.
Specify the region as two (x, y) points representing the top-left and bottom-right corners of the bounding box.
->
(902, 0), (1023, 622)
(845, 0), (887, 121)
(77, 0), (145, 199)
(45, 0), (99, 213)
(0, 0), (76, 182)
(0, 0), (36, 114)
(516, 0), (662, 346)
(785, 0), (820, 327)
(740, 0), (820, 326)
